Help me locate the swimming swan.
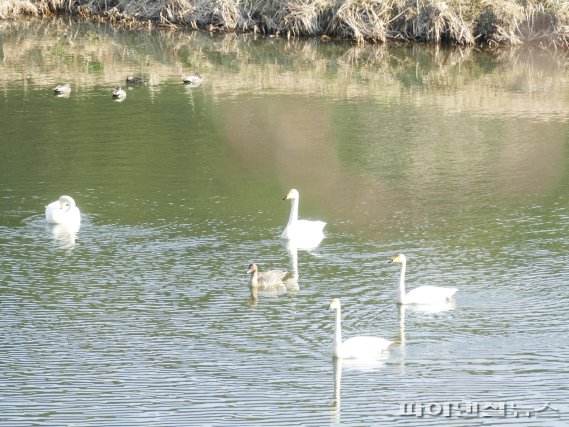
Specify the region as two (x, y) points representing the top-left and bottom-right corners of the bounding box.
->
(388, 254), (458, 305)
(281, 189), (326, 240)
(45, 195), (81, 226)
(329, 298), (392, 359)
(247, 263), (287, 290)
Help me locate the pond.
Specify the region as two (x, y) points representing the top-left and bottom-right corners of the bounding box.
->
(1, 18), (568, 426)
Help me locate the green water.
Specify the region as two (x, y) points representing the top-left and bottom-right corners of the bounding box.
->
(0, 20), (568, 426)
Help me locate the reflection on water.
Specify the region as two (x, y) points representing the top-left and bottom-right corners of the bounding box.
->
(331, 355), (390, 425)
(46, 222), (79, 249)
(1, 19), (569, 427)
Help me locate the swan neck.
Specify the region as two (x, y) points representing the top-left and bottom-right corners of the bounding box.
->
(399, 260), (407, 303)
(287, 196), (299, 225)
(250, 271), (258, 287)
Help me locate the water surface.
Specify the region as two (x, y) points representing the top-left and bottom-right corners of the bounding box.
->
(1, 20), (568, 426)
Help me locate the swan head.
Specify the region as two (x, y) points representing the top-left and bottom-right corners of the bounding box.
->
(283, 189), (299, 201)
(247, 263), (258, 274)
(388, 253), (406, 265)
(58, 195), (76, 211)
(329, 298), (341, 311)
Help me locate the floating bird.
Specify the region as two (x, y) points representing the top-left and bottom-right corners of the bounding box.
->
(112, 86), (126, 99)
(182, 73), (203, 86)
(388, 254), (458, 305)
(45, 195), (81, 226)
(247, 263), (288, 290)
(126, 75), (145, 85)
(53, 83), (71, 97)
(329, 298), (392, 359)
(281, 189), (326, 240)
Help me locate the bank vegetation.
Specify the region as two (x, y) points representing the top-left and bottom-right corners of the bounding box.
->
(1, 0), (569, 47)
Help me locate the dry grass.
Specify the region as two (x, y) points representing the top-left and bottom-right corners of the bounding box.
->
(2, 0), (569, 47)
(0, 0), (38, 19)
(329, 0), (394, 44)
(404, 1), (475, 45)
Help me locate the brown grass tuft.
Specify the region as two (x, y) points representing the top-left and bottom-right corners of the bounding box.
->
(0, 0), (38, 19)
(329, 0), (393, 43)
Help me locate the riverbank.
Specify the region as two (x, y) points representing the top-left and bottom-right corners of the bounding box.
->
(1, 0), (569, 47)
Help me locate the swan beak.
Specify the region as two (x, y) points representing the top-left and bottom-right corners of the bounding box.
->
(388, 258), (394, 264)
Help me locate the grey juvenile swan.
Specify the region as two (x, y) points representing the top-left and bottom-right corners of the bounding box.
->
(247, 263), (288, 290)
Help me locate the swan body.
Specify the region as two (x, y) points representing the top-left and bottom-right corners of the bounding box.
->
(53, 83), (71, 97)
(388, 254), (458, 305)
(281, 189), (326, 240)
(112, 86), (126, 99)
(247, 263), (287, 290)
(182, 73), (203, 86)
(329, 298), (392, 359)
(45, 195), (81, 226)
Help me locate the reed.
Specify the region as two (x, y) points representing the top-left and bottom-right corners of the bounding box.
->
(1, 0), (569, 47)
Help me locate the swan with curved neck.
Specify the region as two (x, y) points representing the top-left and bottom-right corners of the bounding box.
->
(388, 254), (457, 305)
(329, 298), (392, 359)
(45, 195), (81, 226)
(281, 189), (326, 240)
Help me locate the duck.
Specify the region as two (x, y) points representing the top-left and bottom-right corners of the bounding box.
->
(112, 86), (126, 99)
(247, 263), (287, 290)
(126, 75), (145, 85)
(45, 195), (81, 226)
(53, 83), (71, 97)
(329, 298), (392, 359)
(182, 73), (203, 86)
(388, 254), (458, 305)
(281, 189), (326, 240)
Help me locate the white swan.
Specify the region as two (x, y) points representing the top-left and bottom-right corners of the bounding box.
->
(329, 298), (392, 359)
(388, 254), (458, 305)
(45, 195), (81, 226)
(281, 189), (326, 240)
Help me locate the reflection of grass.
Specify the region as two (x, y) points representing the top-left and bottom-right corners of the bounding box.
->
(2, 0), (569, 46)
(86, 60), (104, 74)
(1, 18), (569, 123)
